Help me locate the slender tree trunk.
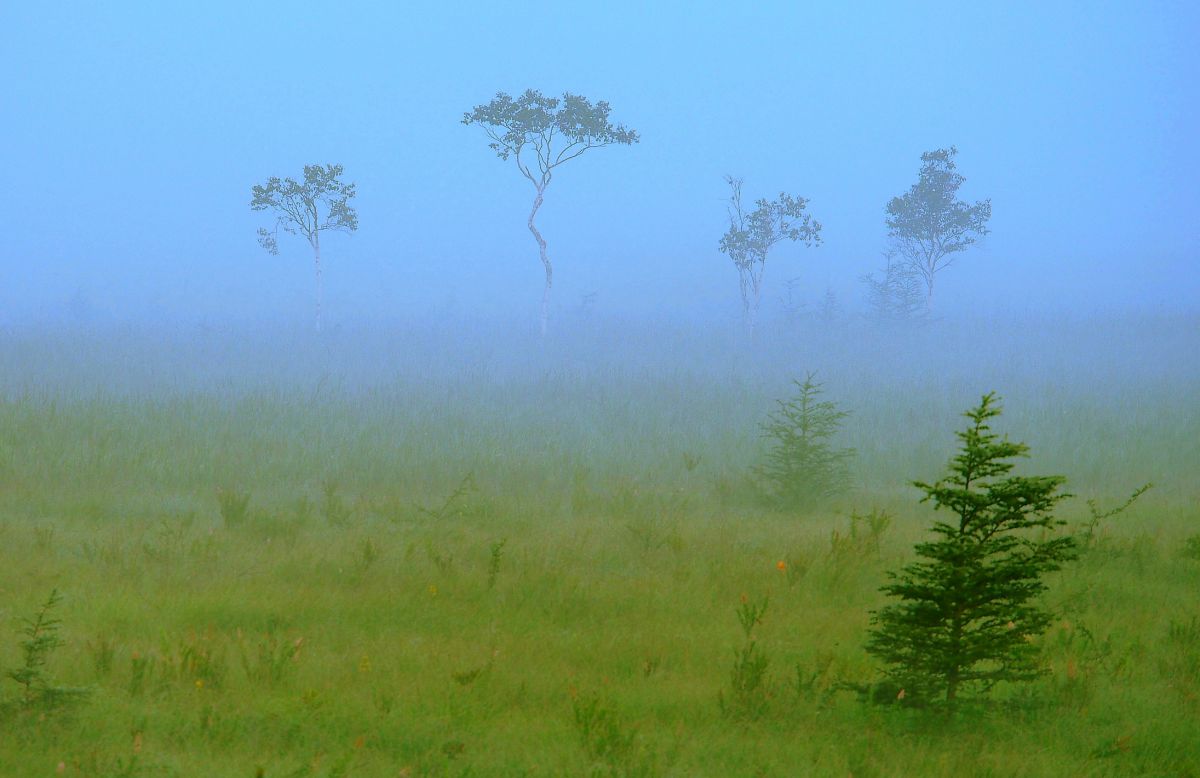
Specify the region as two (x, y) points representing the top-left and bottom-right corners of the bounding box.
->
(528, 186), (551, 337)
(748, 285), (761, 338)
(313, 231), (323, 333)
(737, 267), (752, 332)
(923, 251), (936, 315)
(747, 261), (765, 338)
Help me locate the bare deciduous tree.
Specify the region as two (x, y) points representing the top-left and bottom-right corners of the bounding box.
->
(463, 90), (638, 336)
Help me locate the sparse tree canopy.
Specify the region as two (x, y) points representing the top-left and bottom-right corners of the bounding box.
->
(886, 147), (991, 312)
(251, 164), (358, 255)
(865, 393), (1076, 711)
(463, 90), (638, 335)
(250, 164), (357, 331)
(719, 176), (822, 333)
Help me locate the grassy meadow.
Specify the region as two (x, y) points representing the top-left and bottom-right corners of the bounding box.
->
(0, 313), (1197, 776)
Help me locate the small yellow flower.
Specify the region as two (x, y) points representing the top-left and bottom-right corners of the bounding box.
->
(194, 679), (204, 690)
(776, 560), (787, 572)
(359, 655), (372, 673)
(429, 584), (438, 596)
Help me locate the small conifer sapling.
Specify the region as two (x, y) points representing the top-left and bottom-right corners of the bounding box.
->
(6, 589), (89, 711)
(755, 373), (854, 510)
(865, 392), (1076, 711)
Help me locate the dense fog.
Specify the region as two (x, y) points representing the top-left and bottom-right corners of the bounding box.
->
(3, 3), (1197, 328)
(3, 8), (1200, 771)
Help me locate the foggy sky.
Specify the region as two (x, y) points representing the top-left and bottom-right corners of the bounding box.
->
(3, 1), (1197, 327)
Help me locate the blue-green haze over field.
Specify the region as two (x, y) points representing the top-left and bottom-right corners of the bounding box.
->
(1, 2), (1198, 775)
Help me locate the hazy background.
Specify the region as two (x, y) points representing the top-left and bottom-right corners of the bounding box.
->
(2, 1), (1198, 328)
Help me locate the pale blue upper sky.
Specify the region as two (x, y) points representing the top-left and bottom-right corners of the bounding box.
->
(3, 1), (1197, 325)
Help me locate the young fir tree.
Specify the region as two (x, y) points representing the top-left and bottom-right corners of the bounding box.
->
(861, 248), (924, 322)
(865, 393), (1076, 711)
(755, 373), (854, 509)
(6, 589), (88, 711)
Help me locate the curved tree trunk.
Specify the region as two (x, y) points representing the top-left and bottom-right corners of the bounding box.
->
(528, 187), (551, 337)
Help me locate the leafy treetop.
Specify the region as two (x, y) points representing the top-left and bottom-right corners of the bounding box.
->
(462, 90), (639, 189)
(719, 176), (822, 272)
(251, 164), (358, 255)
(885, 146), (991, 278)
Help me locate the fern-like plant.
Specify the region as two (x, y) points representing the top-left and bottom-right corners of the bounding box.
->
(7, 589), (89, 711)
(720, 596), (772, 720)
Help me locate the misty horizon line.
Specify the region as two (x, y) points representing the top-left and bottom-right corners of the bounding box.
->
(7, 303), (1198, 334)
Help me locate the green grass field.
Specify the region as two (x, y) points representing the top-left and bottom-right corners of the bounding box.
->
(1, 315), (1197, 776)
